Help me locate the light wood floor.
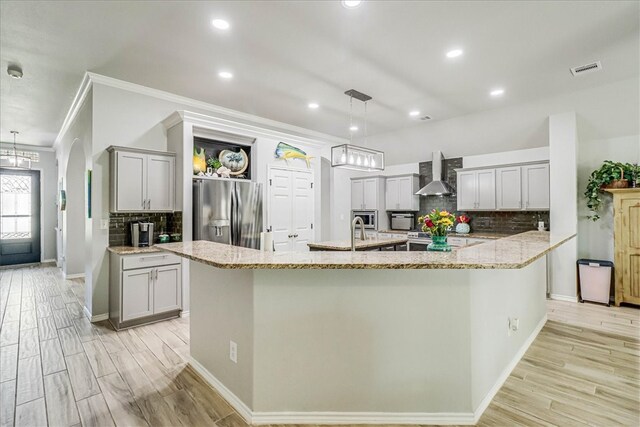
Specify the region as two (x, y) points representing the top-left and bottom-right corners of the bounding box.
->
(1, 265), (638, 427)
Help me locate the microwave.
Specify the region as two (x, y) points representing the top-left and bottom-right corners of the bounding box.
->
(391, 213), (414, 231)
(352, 210), (377, 230)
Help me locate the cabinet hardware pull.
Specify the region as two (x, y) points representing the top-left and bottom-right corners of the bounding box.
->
(140, 255), (168, 260)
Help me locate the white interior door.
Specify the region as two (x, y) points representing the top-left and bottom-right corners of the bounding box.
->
(116, 151), (146, 211)
(363, 178), (378, 210)
(268, 168), (294, 251)
(147, 154), (175, 211)
(496, 166), (522, 210)
(292, 170), (314, 252)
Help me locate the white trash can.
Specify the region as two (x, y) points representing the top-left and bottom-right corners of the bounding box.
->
(578, 259), (613, 306)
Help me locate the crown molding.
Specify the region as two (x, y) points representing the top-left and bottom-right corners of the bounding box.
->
(53, 72), (93, 151)
(0, 142), (55, 152)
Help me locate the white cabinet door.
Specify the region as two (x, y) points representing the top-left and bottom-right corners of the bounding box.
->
(351, 180), (364, 210)
(397, 176), (413, 210)
(268, 168), (294, 252)
(292, 171), (314, 252)
(147, 154), (175, 211)
(457, 171), (477, 210)
(363, 178), (378, 210)
(385, 178), (399, 210)
(476, 169), (496, 210)
(496, 167), (522, 210)
(153, 264), (181, 314)
(116, 151), (147, 211)
(522, 163), (550, 210)
(122, 268), (153, 322)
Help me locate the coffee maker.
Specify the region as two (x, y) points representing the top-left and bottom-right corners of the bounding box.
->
(131, 222), (154, 247)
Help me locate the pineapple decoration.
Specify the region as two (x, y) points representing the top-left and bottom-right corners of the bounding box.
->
(193, 147), (207, 175)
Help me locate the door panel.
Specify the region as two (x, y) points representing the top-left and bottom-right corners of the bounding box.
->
(496, 167), (522, 210)
(269, 169), (294, 251)
(121, 268), (153, 321)
(622, 200), (640, 304)
(116, 152), (146, 211)
(292, 171), (314, 252)
(234, 181), (263, 249)
(522, 164), (550, 210)
(147, 155), (174, 211)
(457, 172), (476, 210)
(363, 179), (377, 210)
(154, 265), (181, 314)
(195, 179), (232, 244)
(476, 170), (496, 210)
(351, 180), (364, 210)
(397, 177), (412, 210)
(0, 168), (41, 265)
(385, 178), (398, 210)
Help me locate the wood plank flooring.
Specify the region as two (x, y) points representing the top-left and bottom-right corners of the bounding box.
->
(1, 265), (638, 426)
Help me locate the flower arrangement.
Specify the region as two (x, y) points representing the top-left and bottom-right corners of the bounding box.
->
(455, 214), (471, 234)
(418, 209), (455, 236)
(457, 214), (470, 224)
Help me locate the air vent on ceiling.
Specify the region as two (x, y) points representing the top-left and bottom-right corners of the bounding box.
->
(570, 61), (602, 76)
(420, 115), (432, 121)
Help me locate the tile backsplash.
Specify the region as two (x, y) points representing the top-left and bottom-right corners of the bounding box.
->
(417, 158), (549, 234)
(109, 212), (182, 247)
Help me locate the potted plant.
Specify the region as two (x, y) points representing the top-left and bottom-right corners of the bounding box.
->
(585, 161), (639, 221)
(418, 209), (456, 252)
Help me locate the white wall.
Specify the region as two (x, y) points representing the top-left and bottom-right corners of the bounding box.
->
(63, 142), (86, 276)
(577, 135), (640, 261)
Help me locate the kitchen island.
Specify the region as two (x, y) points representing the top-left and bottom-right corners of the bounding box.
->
(158, 231), (574, 425)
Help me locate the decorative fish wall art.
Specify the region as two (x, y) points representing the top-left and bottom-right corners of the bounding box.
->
(274, 142), (313, 168)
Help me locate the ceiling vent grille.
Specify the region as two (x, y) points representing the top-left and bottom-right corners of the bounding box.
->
(570, 61), (602, 76)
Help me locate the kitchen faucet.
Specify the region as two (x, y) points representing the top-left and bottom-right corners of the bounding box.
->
(351, 216), (366, 251)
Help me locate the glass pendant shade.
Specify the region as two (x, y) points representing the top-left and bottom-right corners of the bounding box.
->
(331, 144), (384, 172)
(1, 131), (32, 170)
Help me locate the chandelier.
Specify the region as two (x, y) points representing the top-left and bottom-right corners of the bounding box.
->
(331, 89), (385, 172)
(0, 131), (32, 170)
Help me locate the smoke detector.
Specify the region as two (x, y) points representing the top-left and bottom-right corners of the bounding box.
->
(570, 61), (602, 76)
(7, 64), (23, 79)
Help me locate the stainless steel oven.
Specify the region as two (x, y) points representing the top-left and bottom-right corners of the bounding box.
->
(351, 210), (377, 230)
(407, 231), (432, 251)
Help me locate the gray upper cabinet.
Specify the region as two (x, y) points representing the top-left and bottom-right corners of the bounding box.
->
(108, 146), (176, 212)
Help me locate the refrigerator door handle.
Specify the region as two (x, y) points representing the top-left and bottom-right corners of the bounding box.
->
(193, 180), (203, 240)
(231, 183), (239, 246)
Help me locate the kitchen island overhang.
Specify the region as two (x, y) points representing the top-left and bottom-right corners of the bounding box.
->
(158, 231), (574, 425)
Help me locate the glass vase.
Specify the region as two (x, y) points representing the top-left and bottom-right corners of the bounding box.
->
(427, 235), (451, 252)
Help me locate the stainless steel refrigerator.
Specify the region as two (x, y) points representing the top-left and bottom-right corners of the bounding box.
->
(193, 178), (263, 249)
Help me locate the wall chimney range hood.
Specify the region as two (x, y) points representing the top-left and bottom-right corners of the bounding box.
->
(415, 151), (455, 196)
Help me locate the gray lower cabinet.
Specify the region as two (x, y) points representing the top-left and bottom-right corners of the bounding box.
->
(110, 251), (182, 330)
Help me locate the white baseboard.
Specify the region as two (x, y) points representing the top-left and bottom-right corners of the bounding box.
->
(471, 314), (547, 424)
(180, 310), (190, 318)
(63, 272), (85, 280)
(83, 305), (108, 323)
(549, 294), (579, 303)
(188, 357), (253, 423)
(41, 259), (56, 263)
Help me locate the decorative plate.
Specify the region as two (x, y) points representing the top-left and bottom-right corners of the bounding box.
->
(218, 149), (248, 175)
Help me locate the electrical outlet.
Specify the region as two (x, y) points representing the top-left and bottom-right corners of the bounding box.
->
(229, 341), (237, 363)
(100, 219), (109, 230)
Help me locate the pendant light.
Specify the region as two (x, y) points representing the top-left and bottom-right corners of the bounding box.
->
(331, 89), (385, 172)
(0, 131), (32, 170)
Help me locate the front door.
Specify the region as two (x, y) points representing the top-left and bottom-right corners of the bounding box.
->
(0, 168), (41, 265)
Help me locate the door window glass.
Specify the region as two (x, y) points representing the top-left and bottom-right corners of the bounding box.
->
(1, 174), (32, 239)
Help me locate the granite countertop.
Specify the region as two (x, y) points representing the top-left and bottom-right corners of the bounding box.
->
(308, 237), (408, 251)
(107, 246), (166, 255)
(156, 231), (575, 270)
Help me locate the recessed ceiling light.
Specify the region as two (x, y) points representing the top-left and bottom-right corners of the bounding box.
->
(218, 71), (233, 79)
(490, 88), (505, 97)
(308, 102), (319, 109)
(342, 0), (362, 9)
(212, 19), (230, 30)
(350, 125), (359, 132)
(446, 49), (463, 58)
(409, 110), (420, 117)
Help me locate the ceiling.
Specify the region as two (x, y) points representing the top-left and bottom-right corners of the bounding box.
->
(1, 0), (638, 147)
